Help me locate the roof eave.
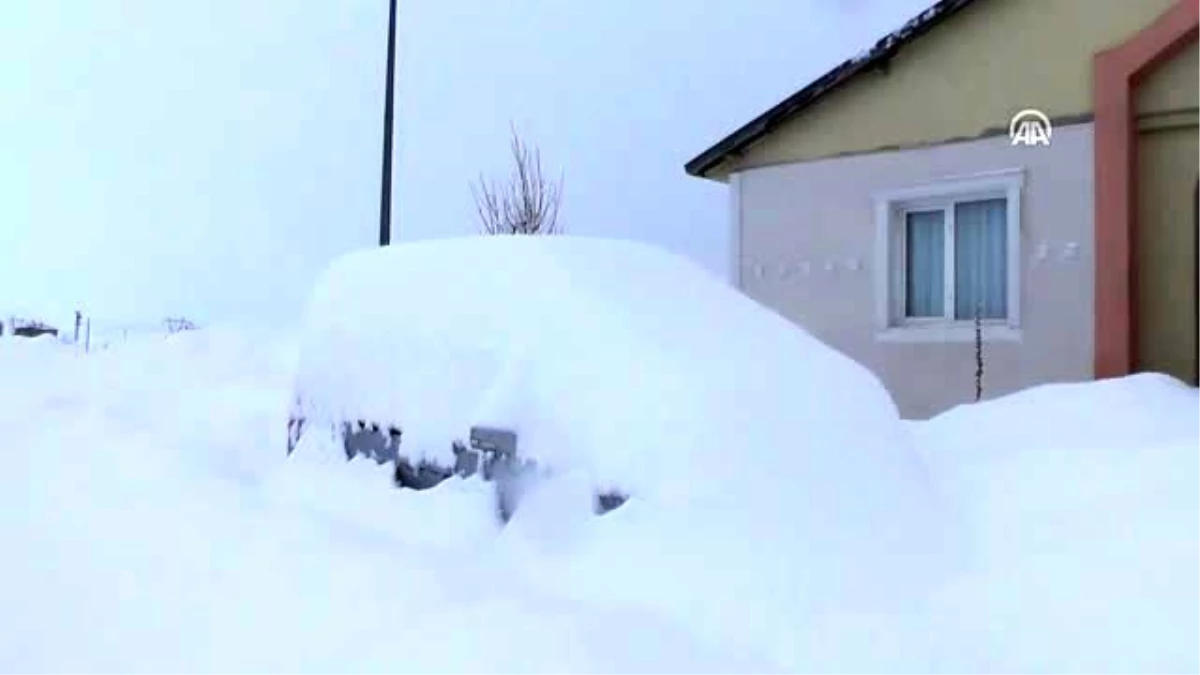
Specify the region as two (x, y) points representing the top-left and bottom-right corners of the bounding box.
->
(684, 0), (983, 180)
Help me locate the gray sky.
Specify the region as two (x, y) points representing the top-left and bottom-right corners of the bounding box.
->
(4, 0), (931, 326)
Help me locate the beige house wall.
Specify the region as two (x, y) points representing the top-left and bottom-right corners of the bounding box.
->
(708, 0), (1179, 180)
(735, 123), (1096, 419)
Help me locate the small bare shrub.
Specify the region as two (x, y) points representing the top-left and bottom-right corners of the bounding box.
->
(471, 125), (563, 236)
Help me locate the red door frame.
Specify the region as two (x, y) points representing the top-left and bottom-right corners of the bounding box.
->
(1093, 0), (1199, 379)
(1195, 178), (1199, 385)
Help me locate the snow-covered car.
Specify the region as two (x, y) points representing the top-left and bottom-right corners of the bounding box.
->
(286, 236), (942, 550)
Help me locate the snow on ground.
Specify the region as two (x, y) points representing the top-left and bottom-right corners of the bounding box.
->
(915, 373), (1198, 558)
(1, 327), (770, 673)
(913, 375), (1200, 673)
(1, 238), (1197, 672)
(292, 236), (954, 667)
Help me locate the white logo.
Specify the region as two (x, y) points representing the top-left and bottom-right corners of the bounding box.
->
(1009, 109), (1052, 147)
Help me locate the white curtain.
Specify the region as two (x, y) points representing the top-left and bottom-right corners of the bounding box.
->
(954, 198), (1007, 320)
(905, 210), (945, 317)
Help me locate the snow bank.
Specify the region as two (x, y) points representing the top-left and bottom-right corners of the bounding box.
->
(296, 237), (930, 487)
(292, 236), (953, 661)
(4, 292), (1197, 671)
(914, 373), (1198, 553)
(914, 374), (1200, 672)
(0, 337), (74, 454)
(0, 330), (777, 673)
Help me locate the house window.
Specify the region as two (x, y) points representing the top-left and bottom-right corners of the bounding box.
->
(874, 169), (1023, 342)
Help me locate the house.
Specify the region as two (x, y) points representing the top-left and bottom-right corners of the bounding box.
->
(686, 0), (1198, 418)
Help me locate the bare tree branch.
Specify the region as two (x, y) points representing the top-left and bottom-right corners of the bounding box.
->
(471, 124), (563, 235)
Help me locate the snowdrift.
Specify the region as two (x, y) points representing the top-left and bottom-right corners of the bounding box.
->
(3, 284), (1196, 671)
(291, 236), (951, 612)
(0, 332), (772, 673)
(915, 372), (1199, 553)
(914, 374), (1200, 672)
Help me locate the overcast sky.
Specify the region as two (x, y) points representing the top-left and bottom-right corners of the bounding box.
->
(3, 0), (931, 327)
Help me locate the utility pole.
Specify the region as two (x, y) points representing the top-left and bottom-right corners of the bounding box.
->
(378, 0), (398, 246)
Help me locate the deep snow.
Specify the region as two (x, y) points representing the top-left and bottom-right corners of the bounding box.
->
(1, 328), (771, 673)
(912, 374), (1200, 673)
(291, 237), (953, 646)
(2, 239), (1198, 673)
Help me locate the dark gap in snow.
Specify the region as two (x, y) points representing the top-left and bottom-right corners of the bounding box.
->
(595, 491), (628, 515)
(343, 421), (401, 465)
(393, 458), (452, 490)
(299, 413), (628, 523)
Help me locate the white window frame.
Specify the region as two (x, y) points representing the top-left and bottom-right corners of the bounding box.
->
(873, 168), (1023, 343)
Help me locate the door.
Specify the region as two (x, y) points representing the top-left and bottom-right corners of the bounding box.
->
(1135, 126), (1199, 385)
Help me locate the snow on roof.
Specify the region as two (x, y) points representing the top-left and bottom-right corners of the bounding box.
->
(292, 235), (949, 605)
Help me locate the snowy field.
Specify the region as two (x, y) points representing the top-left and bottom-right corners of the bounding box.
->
(2, 238), (1197, 673)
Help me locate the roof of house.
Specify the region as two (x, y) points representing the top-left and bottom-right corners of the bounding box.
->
(684, 0), (985, 178)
